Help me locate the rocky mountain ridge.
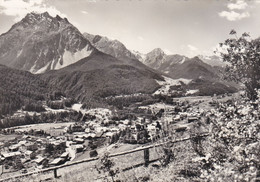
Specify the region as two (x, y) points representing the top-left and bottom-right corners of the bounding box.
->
(0, 12), (95, 73)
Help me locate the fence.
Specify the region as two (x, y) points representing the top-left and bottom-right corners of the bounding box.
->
(0, 132), (209, 182)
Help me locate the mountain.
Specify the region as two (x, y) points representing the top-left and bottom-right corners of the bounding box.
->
(133, 49), (237, 93)
(0, 12), (95, 73)
(136, 49), (226, 71)
(0, 12), (166, 107)
(143, 48), (190, 74)
(83, 33), (159, 72)
(134, 49), (222, 80)
(41, 51), (163, 104)
(143, 48), (167, 69)
(133, 48), (188, 69)
(82, 33), (223, 81)
(0, 12), (236, 106)
(198, 55), (226, 67)
(83, 33), (138, 62)
(168, 56), (220, 80)
(76, 33), (235, 94)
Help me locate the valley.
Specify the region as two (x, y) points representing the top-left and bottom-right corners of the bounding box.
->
(0, 8), (258, 182)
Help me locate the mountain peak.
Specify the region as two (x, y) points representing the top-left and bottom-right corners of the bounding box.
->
(189, 56), (203, 63)
(24, 11), (51, 21)
(150, 48), (165, 55)
(21, 11), (68, 26)
(83, 32), (139, 61)
(198, 54), (226, 67)
(0, 11), (94, 73)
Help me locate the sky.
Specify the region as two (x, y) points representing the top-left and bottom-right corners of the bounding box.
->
(1, 0), (260, 57)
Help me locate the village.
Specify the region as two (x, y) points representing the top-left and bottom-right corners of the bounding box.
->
(1, 90), (259, 182)
(0, 94), (213, 178)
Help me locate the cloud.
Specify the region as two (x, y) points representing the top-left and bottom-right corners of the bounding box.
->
(227, 0), (248, 10)
(81, 10), (88, 14)
(138, 36), (144, 41)
(219, 0), (250, 21)
(219, 10), (249, 21)
(0, 0), (66, 21)
(187, 44), (198, 51)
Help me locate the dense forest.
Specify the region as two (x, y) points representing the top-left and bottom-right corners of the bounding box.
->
(0, 64), (63, 117)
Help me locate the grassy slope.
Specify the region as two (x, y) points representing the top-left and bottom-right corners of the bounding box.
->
(8, 139), (200, 182)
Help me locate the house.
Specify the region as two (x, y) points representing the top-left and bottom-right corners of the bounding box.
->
(118, 124), (127, 130)
(25, 142), (38, 151)
(72, 145), (84, 153)
(95, 127), (108, 133)
(175, 127), (187, 132)
(188, 117), (198, 123)
(111, 128), (120, 133)
(84, 128), (91, 133)
(147, 124), (156, 132)
(9, 144), (20, 152)
(60, 152), (69, 159)
(60, 152), (70, 162)
(36, 139), (43, 143)
(71, 125), (84, 132)
(18, 140), (27, 146)
(95, 132), (103, 138)
(105, 132), (114, 138)
(22, 135), (30, 139)
(173, 115), (181, 122)
(35, 156), (46, 165)
(2, 151), (21, 159)
(74, 138), (84, 144)
(85, 133), (96, 139)
(49, 158), (65, 166)
(24, 150), (33, 158)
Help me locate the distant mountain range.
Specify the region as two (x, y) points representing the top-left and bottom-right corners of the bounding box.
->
(198, 55), (226, 67)
(83, 33), (225, 81)
(0, 12), (164, 105)
(83, 33), (138, 62)
(0, 12), (236, 113)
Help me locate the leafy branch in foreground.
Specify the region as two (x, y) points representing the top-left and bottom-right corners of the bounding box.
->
(218, 30), (260, 100)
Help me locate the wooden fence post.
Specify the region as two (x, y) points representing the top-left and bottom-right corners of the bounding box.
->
(0, 165), (3, 175)
(256, 167), (260, 182)
(144, 148), (149, 167)
(54, 168), (58, 178)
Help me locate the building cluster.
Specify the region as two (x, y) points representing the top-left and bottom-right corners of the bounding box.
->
(0, 134), (70, 174)
(0, 99), (209, 175)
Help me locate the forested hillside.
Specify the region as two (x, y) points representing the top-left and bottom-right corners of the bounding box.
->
(42, 51), (163, 106)
(0, 65), (55, 117)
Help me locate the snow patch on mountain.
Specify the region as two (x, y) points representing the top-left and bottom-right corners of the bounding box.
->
(180, 57), (186, 64)
(33, 62), (51, 74)
(198, 55), (226, 67)
(17, 50), (23, 58)
(131, 50), (146, 62)
(54, 45), (92, 70)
